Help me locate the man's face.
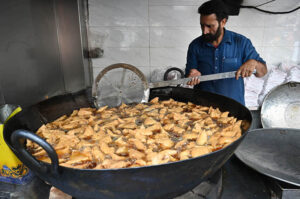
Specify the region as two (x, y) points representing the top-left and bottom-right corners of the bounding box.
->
(200, 14), (225, 43)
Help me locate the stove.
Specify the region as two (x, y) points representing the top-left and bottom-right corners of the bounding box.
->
(175, 169), (222, 199)
(267, 178), (300, 199)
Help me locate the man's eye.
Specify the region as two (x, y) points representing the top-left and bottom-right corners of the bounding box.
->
(201, 24), (212, 29)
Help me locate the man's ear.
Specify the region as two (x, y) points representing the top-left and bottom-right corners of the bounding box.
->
(220, 18), (227, 28)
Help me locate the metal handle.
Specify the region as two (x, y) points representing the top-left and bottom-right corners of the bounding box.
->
(288, 82), (298, 88)
(149, 71), (236, 88)
(149, 70), (257, 89)
(163, 67), (185, 81)
(11, 129), (59, 175)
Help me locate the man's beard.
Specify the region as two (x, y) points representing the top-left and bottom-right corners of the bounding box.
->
(202, 24), (222, 43)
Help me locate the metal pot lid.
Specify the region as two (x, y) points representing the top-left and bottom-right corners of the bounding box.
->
(92, 63), (149, 108)
(235, 128), (300, 186)
(163, 67), (185, 81)
(261, 81), (300, 129)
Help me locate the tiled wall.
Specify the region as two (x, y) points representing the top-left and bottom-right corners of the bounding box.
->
(88, 0), (300, 81)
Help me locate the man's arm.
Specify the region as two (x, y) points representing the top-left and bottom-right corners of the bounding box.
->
(254, 60), (267, 77)
(235, 59), (267, 79)
(236, 37), (268, 79)
(185, 41), (201, 85)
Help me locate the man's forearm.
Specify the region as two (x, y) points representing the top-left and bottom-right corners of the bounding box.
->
(255, 60), (267, 77)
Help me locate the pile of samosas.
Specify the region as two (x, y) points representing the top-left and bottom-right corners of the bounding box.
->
(27, 97), (244, 169)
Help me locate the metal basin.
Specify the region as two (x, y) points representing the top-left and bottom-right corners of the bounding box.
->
(235, 128), (300, 186)
(261, 81), (300, 128)
(4, 88), (252, 199)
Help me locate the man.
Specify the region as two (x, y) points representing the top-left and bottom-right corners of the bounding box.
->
(186, 0), (267, 105)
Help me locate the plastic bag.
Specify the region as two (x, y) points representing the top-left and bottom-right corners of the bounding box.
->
(0, 104), (33, 184)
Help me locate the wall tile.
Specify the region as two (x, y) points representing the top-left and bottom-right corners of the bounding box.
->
(137, 66), (151, 79)
(149, 6), (199, 27)
(263, 10), (300, 27)
(150, 47), (187, 68)
(149, 0), (206, 6)
(263, 27), (300, 46)
(226, 9), (265, 27)
(242, 0), (270, 7)
(259, 0), (300, 11)
(227, 27), (264, 47)
(150, 27), (200, 47)
(89, 0), (148, 26)
(89, 27), (149, 48)
(262, 46), (300, 66)
(92, 48), (149, 68)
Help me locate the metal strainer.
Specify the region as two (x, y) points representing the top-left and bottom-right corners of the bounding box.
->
(92, 63), (149, 108)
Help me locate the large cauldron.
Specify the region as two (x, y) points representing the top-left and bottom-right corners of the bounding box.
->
(4, 88), (252, 199)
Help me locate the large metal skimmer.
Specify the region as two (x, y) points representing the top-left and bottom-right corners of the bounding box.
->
(92, 63), (242, 108)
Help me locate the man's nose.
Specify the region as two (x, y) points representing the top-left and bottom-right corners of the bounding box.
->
(203, 27), (209, 34)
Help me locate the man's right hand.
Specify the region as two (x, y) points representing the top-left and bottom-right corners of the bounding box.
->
(187, 69), (201, 85)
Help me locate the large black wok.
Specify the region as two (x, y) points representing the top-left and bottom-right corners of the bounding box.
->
(4, 87), (252, 199)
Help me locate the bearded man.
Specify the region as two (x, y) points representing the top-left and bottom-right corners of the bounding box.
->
(185, 0), (267, 105)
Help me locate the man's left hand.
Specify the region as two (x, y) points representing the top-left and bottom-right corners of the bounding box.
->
(235, 59), (257, 80)
(236, 59), (267, 80)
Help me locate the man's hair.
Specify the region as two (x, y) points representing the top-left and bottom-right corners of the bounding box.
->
(198, 0), (229, 21)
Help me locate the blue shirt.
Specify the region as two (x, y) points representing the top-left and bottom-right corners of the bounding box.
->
(185, 29), (266, 105)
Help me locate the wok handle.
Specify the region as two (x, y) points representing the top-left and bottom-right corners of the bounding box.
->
(11, 129), (59, 175)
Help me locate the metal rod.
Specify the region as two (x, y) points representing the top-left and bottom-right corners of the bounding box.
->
(148, 71), (237, 89)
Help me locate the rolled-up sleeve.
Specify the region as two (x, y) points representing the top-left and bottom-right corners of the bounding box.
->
(242, 39), (266, 65)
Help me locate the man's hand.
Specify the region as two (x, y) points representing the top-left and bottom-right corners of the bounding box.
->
(187, 69), (201, 85)
(236, 59), (267, 80)
(235, 59), (256, 80)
